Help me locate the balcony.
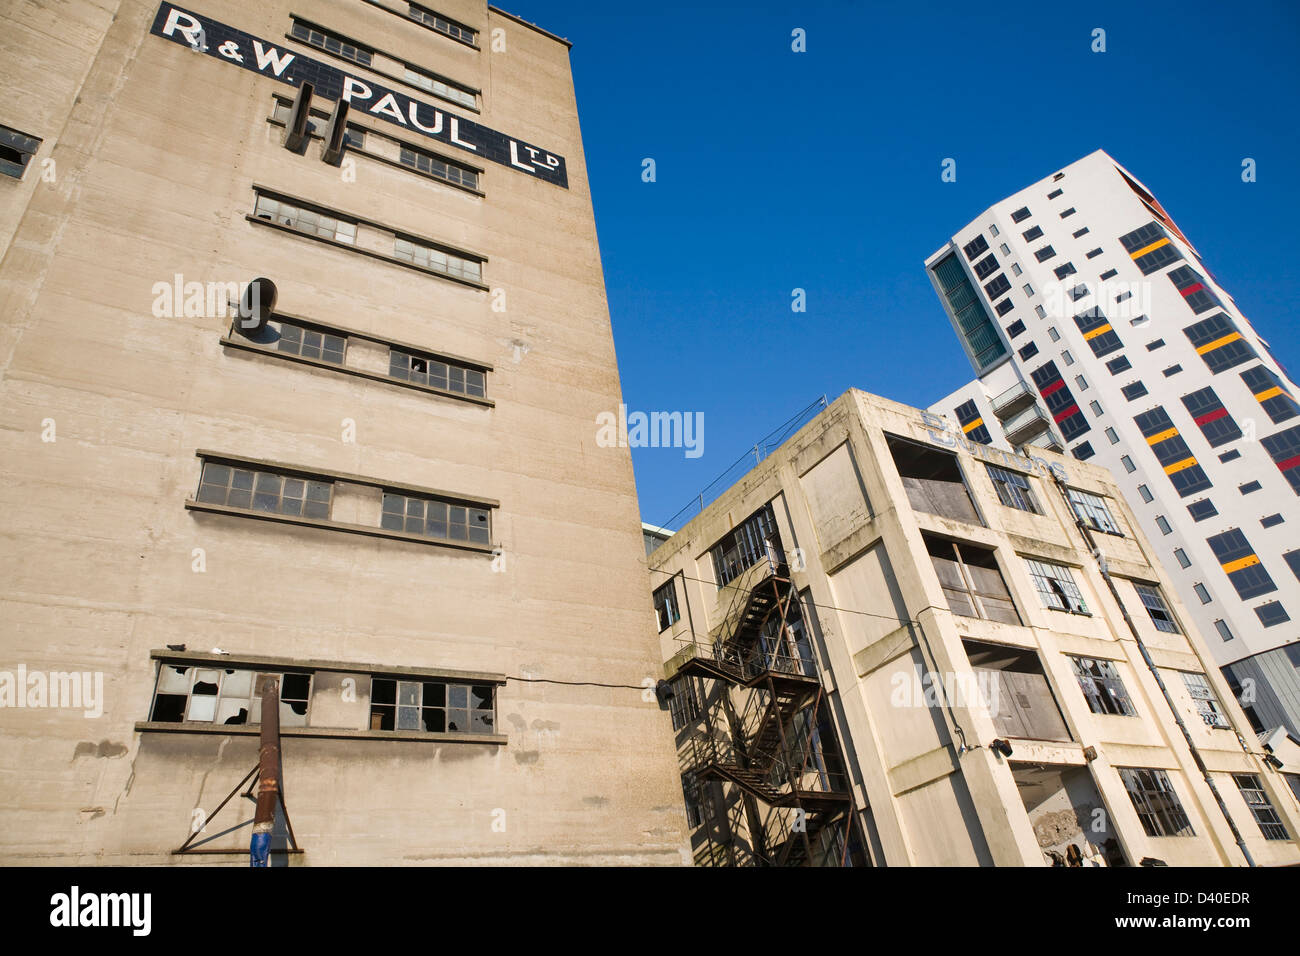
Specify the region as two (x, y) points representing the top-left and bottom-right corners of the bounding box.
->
(1001, 403), (1053, 446)
(990, 380), (1038, 420)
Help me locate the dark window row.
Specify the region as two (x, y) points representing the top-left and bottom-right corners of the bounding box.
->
(1134, 407), (1212, 497)
(1118, 221), (1183, 275)
(1031, 361), (1090, 442)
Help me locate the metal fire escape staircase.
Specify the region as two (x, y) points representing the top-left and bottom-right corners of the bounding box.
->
(666, 545), (855, 866)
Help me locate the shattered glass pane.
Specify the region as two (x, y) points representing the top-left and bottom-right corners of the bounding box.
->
(217, 699), (249, 724)
(221, 670), (252, 699)
(157, 665), (191, 694)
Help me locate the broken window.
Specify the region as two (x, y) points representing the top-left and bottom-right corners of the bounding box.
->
(964, 640), (1071, 741)
(681, 771), (704, 828)
(149, 665), (311, 727)
(1179, 672), (1229, 729)
(667, 676), (702, 731)
(1025, 559), (1089, 614)
(709, 503), (781, 588)
(1134, 583), (1180, 634)
(380, 492), (491, 544)
(1069, 656), (1137, 717)
(1119, 768), (1195, 837)
(369, 678), (494, 734)
(389, 348), (486, 397)
(887, 435), (981, 524)
(926, 536), (1020, 625)
(985, 465), (1041, 514)
(1232, 774), (1290, 841)
(653, 579), (680, 632)
(1067, 488), (1121, 535)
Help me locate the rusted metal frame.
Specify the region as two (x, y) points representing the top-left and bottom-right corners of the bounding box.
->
(175, 764), (260, 853)
(766, 671), (814, 864)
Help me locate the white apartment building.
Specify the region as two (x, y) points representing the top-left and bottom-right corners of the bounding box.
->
(926, 150), (1300, 758)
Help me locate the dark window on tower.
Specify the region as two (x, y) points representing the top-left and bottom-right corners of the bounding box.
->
(1073, 227), (1090, 238)
(1034, 245), (1056, 262)
(1183, 313), (1257, 374)
(984, 274), (1012, 300)
(1006, 319), (1026, 338)
(1168, 265), (1222, 315)
(1255, 603), (1291, 628)
(1260, 425), (1300, 495)
(1011, 207), (1031, 223)
(1072, 442), (1095, 461)
(1031, 360), (1090, 442)
(1019, 342), (1040, 360)
(1119, 222), (1183, 275)
(995, 298), (1015, 317)
(1181, 387), (1242, 447)
(1059, 207), (1076, 218)
(1206, 528), (1277, 600)
(954, 399), (991, 444)
(1086, 248), (1103, 259)
(1188, 499), (1219, 522)
(973, 254), (1000, 280)
(1022, 226), (1044, 242)
(1048, 189), (1064, 199)
(1100, 269), (1118, 280)
(1135, 407), (1212, 497)
(1241, 365), (1299, 424)
(1054, 263), (1078, 279)
(1073, 306), (1123, 358)
(963, 235), (990, 260)
(1106, 356), (1133, 375)
(1121, 382), (1149, 401)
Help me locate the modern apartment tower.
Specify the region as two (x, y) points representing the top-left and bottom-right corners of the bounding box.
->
(650, 388), (1300, 866)
(926, 150), (1300, 753)
(0, 0), (688, 863)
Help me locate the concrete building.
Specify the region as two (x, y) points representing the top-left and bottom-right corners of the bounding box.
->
(0, 0), (688, 864)
(650, 388), (1300, 866)
(926, 150), (1300, 754)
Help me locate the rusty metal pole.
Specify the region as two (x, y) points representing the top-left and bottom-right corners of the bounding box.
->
(250, 676), (281, 867)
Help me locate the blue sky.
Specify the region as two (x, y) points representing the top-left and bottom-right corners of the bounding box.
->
(507, 0), (1300, 528)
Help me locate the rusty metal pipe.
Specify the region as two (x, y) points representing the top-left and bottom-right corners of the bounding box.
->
(250, 676), (281, 867)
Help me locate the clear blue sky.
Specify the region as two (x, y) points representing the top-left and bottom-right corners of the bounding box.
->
(506, 0), (1300, 528)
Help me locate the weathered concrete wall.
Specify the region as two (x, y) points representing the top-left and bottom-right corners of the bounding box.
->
(0, 0), (689, 864)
